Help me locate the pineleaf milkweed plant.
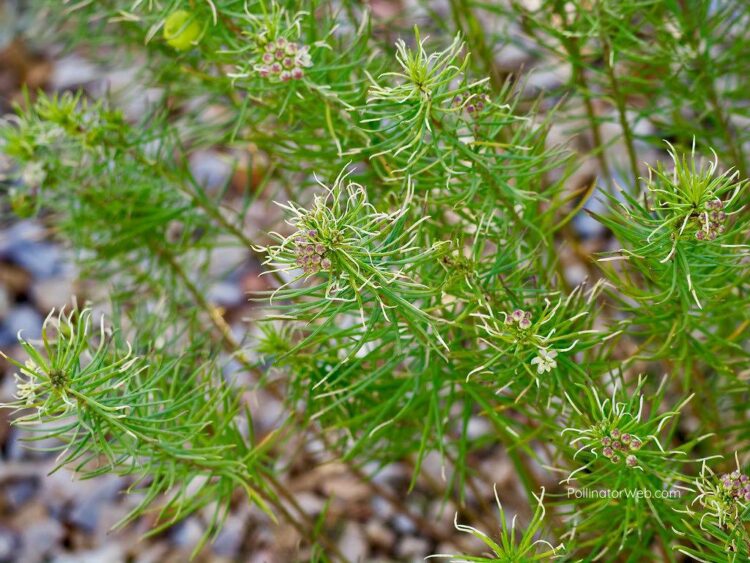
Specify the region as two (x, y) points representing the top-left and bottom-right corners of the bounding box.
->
(0, 0), (750, 560)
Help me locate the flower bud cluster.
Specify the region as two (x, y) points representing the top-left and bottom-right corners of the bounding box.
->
(294, 229), (331, 275)
(695, 199), (727, 241)
(600, 427), (642, 467)
(256, 37), (312, 82)
(452, 92), (490, 116)
(505, 309), (532, 330)
(720, 470), (750, 502)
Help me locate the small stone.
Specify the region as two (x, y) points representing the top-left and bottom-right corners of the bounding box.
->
(212, 515), (245, 558)
(31, 277), (76, 312)
(396, 537), (429, 559)
(0, 526), (19, 561)
(51, 544), (124, 563)
(170, 517), (205, 549)
(0, 286), (8, 320)
(68, 476), (124, 534)
(371, 496), (394, 520)
(0, 305), (42, 345)
(207, 282), (243, 307)
(338, 522), (367, 561)
(295, 492), (325, 515)
(18, 519), (62, 561)
(364, 521), (395, 549)
(392, 513), (416, 535)
(3, 475), (39, 509)
(189, 150), (233, 191)
(9, 241), (62, 279)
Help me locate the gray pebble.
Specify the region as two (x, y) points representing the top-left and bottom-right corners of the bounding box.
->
(0, 525), (19, 563)
(190, 151), (233, 191)
(338, 522), (368, 562)
(18, 520), (63, 562)
(212, 515), (245, 557)
(391, 513), (416, 535)
(68, 476), (124, 534)
(3, 475), (39, 509)
(0, 305), (43, 346)
(207, 281), (244, 308)
(396, 536), (429, 559)
(169, 517), (204, 549)
(30, 277), (75, 312)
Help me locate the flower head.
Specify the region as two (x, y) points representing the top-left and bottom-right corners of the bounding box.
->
(21, 161), (46, 188)
(530, 348), (557, 374)
(692, 457), (750, 529)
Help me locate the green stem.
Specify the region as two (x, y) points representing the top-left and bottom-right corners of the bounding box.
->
(599, 31), (641, 193)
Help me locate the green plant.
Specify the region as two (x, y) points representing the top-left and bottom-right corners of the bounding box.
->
(1, 0), (750, 560)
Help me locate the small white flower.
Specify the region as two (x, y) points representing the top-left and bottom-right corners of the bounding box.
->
(13, 372), (40, 406)
(21, 161), (46, 188)
(530, 348), (557, 374)
(295, 46), (312, 68)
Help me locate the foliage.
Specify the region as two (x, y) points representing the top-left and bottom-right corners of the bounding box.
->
(1, 0), (749, 560)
